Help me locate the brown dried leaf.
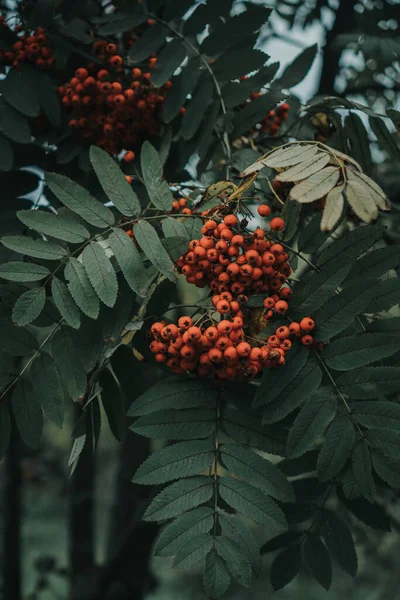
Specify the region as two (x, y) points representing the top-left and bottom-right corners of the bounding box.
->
(276, 152), (330, 183)
(344, 179), (378, 223)
(321, 185), (345, 231)
(289, 167), (340, 203)
(329, 149), (362, 171)
(264, 144), (319, 169)
(347, 170), (390, 211)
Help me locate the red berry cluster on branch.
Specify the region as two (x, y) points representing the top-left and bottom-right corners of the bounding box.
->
(0, 20), (54, 69)
(253, 101), (290, 136)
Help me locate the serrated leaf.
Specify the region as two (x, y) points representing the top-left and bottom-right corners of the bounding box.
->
(173, 533), (213, 569)
(232, 90), (283, 137)
(262, 358), (323, 424)
(52, 327), (86, 401)
(11, 378), (42, 449)
(352, 439), (375, 502)
(324, 333), (399, 371)
(90, 146), (141, 216)
(320, 509), (358, 576)
(276, 152), (330, 183)
(261, 531), (302, 554)
(260, 144), (318, 170)
(289, 166), (340, 203)
(133, 440), (213, 485)
(141, 141), (173, 211)
(279, 199), (301, 242)
(221, 445), (294, 502)
(218, 513), (260, 575)
(367, 278), (400, 313)
(337, 368), (400, 399)
(151, 39), (186, 87)
(321, 185), (345, 231)
(17, 209), (90, 243)
(82, 242), (118, 308)
(344, 112), (372, 174)
(302, 533), (332, 590)
(253, 346), (308, 408)
(369, 115), (400, 161)
(277, 451), (318, 477)
(163, 57), (202, 123)
(162, 235), (189, 262)
(143, 476), (214, 522)
(219, 477), (287, 533)
(0, 404), (11, 460)
(0, 261), (49, 282)
(340, 494), (391, 531)
(353, 401), (400, 431)
(46, 172), (115, 228)
(270, 545), (301, 590)
(2, 67), (40, 117)
(287, 387), (337, 458)
(0, 98), (31, 144)
(344, 177), (378, 223)
(132, 409), (215, 440)
(1, 235), (68, 260)
(203, 551), (231, 599)
(108, 228), (148, 298)
(97, 12), (147, 35)
(298, 213), (327, 253)
(290, 260), (350, 319)
(367, 317), (400, 333)
(372, 453), (400, 488)
(365, 428), (400, 459)
(161, 216), (189, 240)
(346, 246), (400, 285)
(221, 410), (285, 455)
(0, 323), (38, 356)
(51, 277), (81, 329)
(215, 536), (251, 587)
(12, 287), (46, 326)
(155, 507), (214, 557)
(314, 284), (375, 341)
(128, 23), (167, 62)
(31, 352), (64, 428)
(317, 417), (355, 481)
(180, 78), (214, 140)
(129, 377), (217, 417)
(64, 258), (100, 319)
(275, 44), (317, 89)
(349, 170), (389, 211)
(317, 223), (385, 267)
(100, 368), (125, 441)
(214, 48), (267, 82)
(133, 220), (177, 282)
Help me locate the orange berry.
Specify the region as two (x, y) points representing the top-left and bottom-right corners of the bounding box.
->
(276, 326), (290, 340)
(208, 348), (224, 364)
(237, 342), (251, 357)
(216, 300), (230, 314)
(217, 321), (232, 335)
(224, 346), (238, 362)
(300, 317), (315, 332)
(124, 151), (135, 163)
(302, 334), (314, 346)
(223, 214), (238, 228)
(258, 204), (271, 217)
(289, 322), (301, 336)
(275, 300), (288, 314)
(270, 217), (285, 231)
(178, 316), (193, 330)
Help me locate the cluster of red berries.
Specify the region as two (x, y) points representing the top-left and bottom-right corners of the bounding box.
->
(176, 213), (290, 311)
(171, 197), (193, 215)
(252, 101), (290, 136)
(0, 20), (54, 69)
(57, 39), (174, 156)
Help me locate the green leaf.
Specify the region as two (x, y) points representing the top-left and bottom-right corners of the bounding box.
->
(317, 417), (355, 481)
(0, 133), (13, 171)
(298, 214), (327, 253)
(100, 368), (126, 441)
(344, 112), (372, 174)
(261, 531), (302, 554)
(262, 358), (323, 424)
(203, 551), (231, 599)
(34, 69), (61, 128)
(253, 346), (308, 407)
(17, 209), (90, 244)
(215, 536), (251, 587)
(2, 67), (40, 117)
(352, 439), (375, 502)
(302, 533), (332, 590)
(346, 246), (400, 285)
(218, 477), (287, 533)
(275, 44), (317, 89)
(369, 115), (400, 161)
(46, 172), (115, 228)
(221, 410), (286, 456)
(1, 235), (68, 261)
(0, 404), (11, 460)
(279, 199), (301, 242)
(372, 453), (400, 488)
(317, 224), (385, 267)
(131, 409), (215, 440)
(128, 23), (167, 62)
(287, 387), (337, 458)
(12, 287), (46, 326)
(133, 220), (177, 282)
(11, 378), (43, 449)
(365, 428), (400, 459)
(0, 98), (31, 144)
(82, 242), (118, 308)
(151, 39), (186, 87)
(163, 57), (202, 123)
(314, 285), (375, 341)
(232, 90), (284, 137)
(0, 323), (38, 357)
(133, 440), (214, 485)
(221, 445), (294, 502)
(0, 261), (49, 282)
(214, 48), (267, 82)
(154, 507), (214, 557)
(338, 368), (400, 399)
(180, 78), (214, 141)
(161, 216), (189, 240)
(270, 545), (301, 591)
(367, 278), (400, 313)
(141, 141), (173, 211)
(323, 333), (399, 371)
(218, 513), (260, 575)
(64, 258), (100, 319)
(290, 261), (351, 319)
(52, 327), (86, 401)
(31, 352), (64, 428)
(320, 509), (358, 577)
(162, 236), (189, 262)
(143, 476), (214, 522)
(340, 494), (391, 531)
(108, 228), (148, 298)
(367, 317), (400, 333)
(90, 146), (141, 216)
(173, 533), (213, 569)
(51, 277), (81, 329)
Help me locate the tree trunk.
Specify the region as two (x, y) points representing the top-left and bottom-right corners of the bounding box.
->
(317, 0), (358, 95)
(3, 424), (22, 600)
